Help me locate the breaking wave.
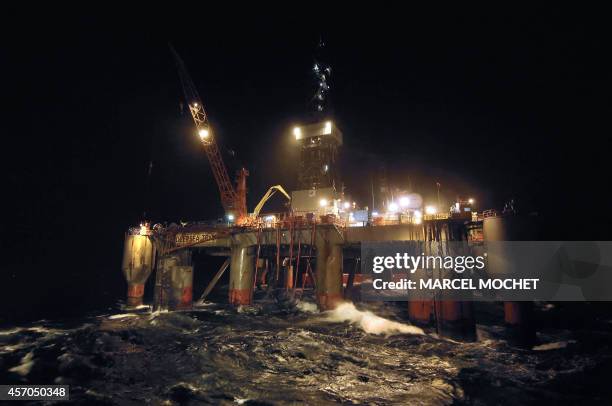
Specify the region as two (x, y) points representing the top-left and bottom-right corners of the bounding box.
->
(326, 302), (424, 335)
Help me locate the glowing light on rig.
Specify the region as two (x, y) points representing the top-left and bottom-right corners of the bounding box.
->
(388, 202), (399, 213)
(343, 201), (351, 209)
(198, 128), (210, 140)
(293, 126), (302, 140)
(227, 214), (235, 222)
(413, 210), (423, 225)
(425, 205), (437, 215)
(323, 121), (332, 135)
(264, 215), (276, 222)
(372, 211), (379, 217)
(319, 198), (328, 207)
(139, 223), (149, 236)
(399, 196), (410, 207)
(468, 198), (475, 204)
(193, 103), (198, 107)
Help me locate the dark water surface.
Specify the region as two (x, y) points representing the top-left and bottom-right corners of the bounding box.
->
(1, 298), (612, 405)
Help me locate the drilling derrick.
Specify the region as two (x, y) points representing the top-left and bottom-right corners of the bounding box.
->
(170, 46), (248, 223)
(290, 39), (343, 214)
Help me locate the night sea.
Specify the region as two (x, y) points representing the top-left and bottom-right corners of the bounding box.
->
(3, 6), (612, 406)
(2, 288), (612, 405)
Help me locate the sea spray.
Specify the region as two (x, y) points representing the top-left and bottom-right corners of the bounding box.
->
(326, 302), (424, 335)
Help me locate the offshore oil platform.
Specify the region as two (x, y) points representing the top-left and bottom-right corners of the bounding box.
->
(121, 44), (531, 342)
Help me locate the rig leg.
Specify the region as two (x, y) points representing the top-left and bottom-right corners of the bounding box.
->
(169, 258), (193, 311)
(504, 301), (536, 346)
(437, 301), (476, 341)
(229, 245), (255, 306)
(408, 300), (434, 325)
(316, 238), (343, 311)
(122, 234), (155, 308)
(153, 251), (193, 311)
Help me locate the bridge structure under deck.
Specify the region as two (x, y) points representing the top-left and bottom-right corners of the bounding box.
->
(122, 216), (492, 340)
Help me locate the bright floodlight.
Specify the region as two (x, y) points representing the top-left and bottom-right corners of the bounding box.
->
(399, 196), (410, 207)
(372, 211), (379, 217)
(468, 198), (475, 204)
(198, 128), (209, 140)
(388, 202), (399, 213)
(293, 126), (302, 140)
(323, 121), (332, 135)
(343, 201), (351, 209)
(319, 198), (328, 207)
(193, 103), (198, 107)
(264, 215), (275, 222)
(227, 214), (235, 221)
(425, 205), (437, 215)
(414, 210), (422, 218)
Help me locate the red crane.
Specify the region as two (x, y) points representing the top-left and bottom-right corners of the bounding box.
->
(170, 46), (248, 224)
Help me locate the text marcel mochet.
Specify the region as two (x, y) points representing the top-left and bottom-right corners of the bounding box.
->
(371, 253), (539, 291)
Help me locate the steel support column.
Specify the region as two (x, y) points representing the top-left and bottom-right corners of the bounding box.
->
(229, 245), (255, 305)
(316, 234), (343, 310)
(122, 234), (155, 307)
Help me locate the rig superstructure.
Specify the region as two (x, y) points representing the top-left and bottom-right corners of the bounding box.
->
(121, 44), (532, 342)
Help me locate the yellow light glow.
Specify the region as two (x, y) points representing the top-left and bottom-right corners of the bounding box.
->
(193, 103), (198, 107)
(293, 126), (302, 140)
(414, 217), (422, 225)
(468, 198), (475, 204)
(139, 223), (149, 236)
(399, 196), (410, 207)
(343, 201), (350, 209)
(388, 202), (399, 212)
(414, 210), (422, 218)
(198, 128), (210, 140)
(425, 205), (437, 215)
(324, 121), (332, 134)
(319, 198), (328, 207)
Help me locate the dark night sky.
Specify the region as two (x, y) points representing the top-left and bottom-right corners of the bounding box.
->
(2, 6), (610, 322)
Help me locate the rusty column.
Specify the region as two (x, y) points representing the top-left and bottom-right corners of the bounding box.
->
(436, 300), (476, 341)
(484, 215), (537, 346)
(122, 234), (156, 308)
(504, 302), (535, 346)
(315, 228), (343, 310)
(153, 251), (193, 311)
(229, 245), (255, 305)
(408, 300), (434, 325)
(169, 250), (193, 310)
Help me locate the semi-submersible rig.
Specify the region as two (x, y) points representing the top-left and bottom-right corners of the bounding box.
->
(121, 45), (535, 342)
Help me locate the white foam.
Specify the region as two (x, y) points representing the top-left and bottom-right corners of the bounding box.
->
(296, 301), (319, 313)
(9, 351), (35, 376)
(0, 328), (22, 336)
(326, 302), (424, 336)
(108, 313), (139, 320)
(533, 340), (575, 351)
(0, 343), (27, 354)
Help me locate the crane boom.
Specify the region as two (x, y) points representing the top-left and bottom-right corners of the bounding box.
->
(170, 46), (248, 222)
(251, 185), (291, 218)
